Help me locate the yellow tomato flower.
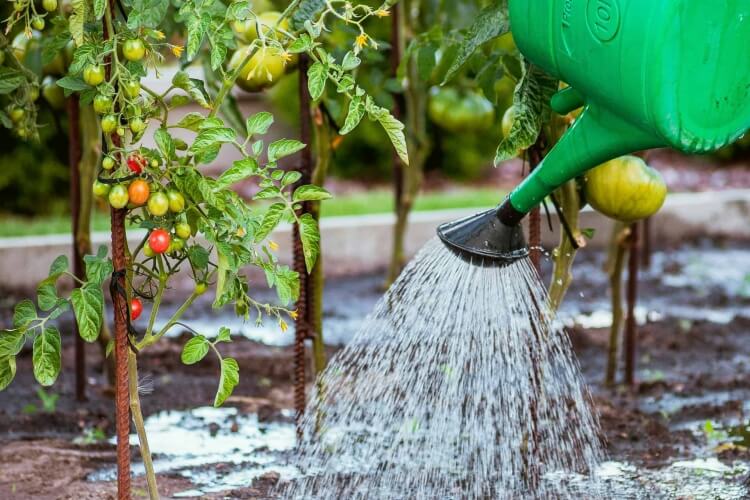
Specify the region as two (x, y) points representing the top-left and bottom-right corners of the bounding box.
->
(375, 8), (390, 18)
(279, 319), (288, 332)
(171, 45), (184, 57)
(355, 33), (368, 49)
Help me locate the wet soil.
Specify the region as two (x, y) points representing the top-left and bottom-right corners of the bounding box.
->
(1, 241), (749, 498)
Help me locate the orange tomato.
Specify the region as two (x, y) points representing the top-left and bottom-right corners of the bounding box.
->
(128, 179), (151, 206)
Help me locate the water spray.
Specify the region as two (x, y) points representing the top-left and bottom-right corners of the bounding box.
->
(439, 0), (750, 262)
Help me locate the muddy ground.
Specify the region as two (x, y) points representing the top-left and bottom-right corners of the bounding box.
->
(1, 239), (749, 498)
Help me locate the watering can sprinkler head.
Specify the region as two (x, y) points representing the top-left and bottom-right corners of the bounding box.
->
(437, 202), (528, 265)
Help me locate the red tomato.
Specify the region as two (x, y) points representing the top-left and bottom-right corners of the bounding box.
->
(130, 298), (143, 321)
(148, 229), (171, 254)
(127, 153), (145, 174)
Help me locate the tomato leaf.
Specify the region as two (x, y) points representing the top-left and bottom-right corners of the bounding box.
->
(246, 111), (274, 137)
(181, 335), (210, 365)
(70, 0), (87, 46)
(174, 112), (206, 131)
(494, 61), (558, 165)
(216, 158), (259, 187)
(293, 185), (332, 202)
(48, 255), (69, 281)
(172, 71), (211, 108)
(0, 68), (25, 95)
(0, 356), (16, 391)
(341, 51), (361, 71)
(36, 280), (59, 312)
(216, 327), (232, 343)
(366, 99), (409, 165)
(267, 139), (306, 162)
(0, 330), (26, 358)
(307, 62), (328, 101)
(272, 266), (299, 305)
(442, 3), (510, 84)
(214, 357), (239, 407)
(340, 94), (366, 135)
(70, 284), (104, 343)
(32, 327), (61, 387)
(13, 300), (37, 329)
(190, 127), (236, 154)
(298, 213), (321, 273)
(186, 14), (211, 60)
(93, 0), (106, 19)
(288, 34), (314, 54)
(255, 203), (286, 243)
(154, 128), (175, 160)
(125, 0), (169, 29)
(83, 252), (113, 286)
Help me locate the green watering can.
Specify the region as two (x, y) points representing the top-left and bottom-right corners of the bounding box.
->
(438, 0), (750, 264)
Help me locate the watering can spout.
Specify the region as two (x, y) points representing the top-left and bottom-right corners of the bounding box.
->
(498, 99), (663, 225)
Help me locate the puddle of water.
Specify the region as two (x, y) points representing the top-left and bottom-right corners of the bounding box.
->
(88, 407), (299, 495)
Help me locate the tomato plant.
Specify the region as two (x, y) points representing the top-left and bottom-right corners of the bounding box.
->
(0, 1), (408, 497)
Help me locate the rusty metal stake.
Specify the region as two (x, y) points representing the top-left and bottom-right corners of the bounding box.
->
(624, 222), (640, 386)
(293, 54), (314, 438)
(104, 2), (131, 496)
(68, 95), (86, 402)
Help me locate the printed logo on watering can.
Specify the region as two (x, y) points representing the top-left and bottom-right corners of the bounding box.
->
(587, 0), (621, 42)
(560, 0), (575, 55)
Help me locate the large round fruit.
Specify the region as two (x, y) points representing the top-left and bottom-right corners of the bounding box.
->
(148, 229), (171, 254)
(147, 192), (169, 216)
(584, 156), (668, 223)
(229, 46), (286, 93)
(108, 184), (129, 209)
(93, 94), (113, 114)
(43, 0), (58, 12)
(122, 79), (141, 99)
(167, 190), (185, 213)
(123, 39), (146, 62)
(101, 114), (118, 134)
(175, 222), (192, 240)
(128, 179), (150, 206)
(428, 87), (495, 133)
(127, 154), (144, 174)
(92, 180), (110, 198)
(42, 76), (65, 110)
(233, 11), (289, 43)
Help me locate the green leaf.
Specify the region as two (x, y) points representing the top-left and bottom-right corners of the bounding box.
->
(33, 327), (61, 386)
(273, 266), (299, 305)
(291, 0), (326, 30)
(255, 203), (286, 243)
(341, 51), (361, 71)
(340, 94), (365, 135)
(172, 71), (211, 108)
(174, 112), (206, 132)
(443, 3), (510, 84)
(154, 128), (176, 160)
(217, 158), (260, 187)
(214, 357), (239, 407)
(36, 280), (58, 312)
(368, 103), (409, 165)
(0, 356), (16, 391)
(307, 62), (328, 101)
(0, 68), (25, 95)
(13, 300), (36, 329)
(84, 251), (113, 286)
(187, 14), (211, 60)
(288, 34), (314, 54)
(190, 127), (236, 154)
(0, 330), (26, 357)
(181, 336), (210, 365)
(70, 284), (104, 343)
(246, 112), (274, 137)
(293, 185), (332, 202)
(188, 245), (210, 270)
(298, 213), (320, 273)
(267, 139), (306, 162)
(494, 62), (558, 164)
(216, 327), (232, 343)
(56, 76), (90, 96)
(70, 0), (87, 46)
(48, 255), (69, 279)
(125, 0), (169, 28)
(93, 0), (106, 19)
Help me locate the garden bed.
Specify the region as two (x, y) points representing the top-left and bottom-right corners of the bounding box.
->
(1, 239), (749, 498)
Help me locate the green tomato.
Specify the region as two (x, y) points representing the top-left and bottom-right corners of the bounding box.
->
(175, 222), (192, 240)
(92, 180), (111, 198)
(122, 79), (141, 99)
(102, 156), (116, 170)
(108, 184), (129, 209)
(143, 244), (155, 258)
(93, 94), (113, 114)
(42, 76), (65, 110)
(101, 114), (118, 134)
(83, 64), (105, 86)
(31, 17), (45, 31)
(194, 282), (208, 296)
(229, 46), (287, 93)
(169, 237), (185, 253)
(9, 108), (25, 123)
(122, 39), (146, 62)
(147, 192), (169, 216)
(116, 127), (125, 136)
(42, 0), (58, 12)
(28, 86), (39, 102)
(129, 117), (146, 134)
(501, 105), (519, 138)
(167, 190), (185, 213)
(234, 11), (289, 43)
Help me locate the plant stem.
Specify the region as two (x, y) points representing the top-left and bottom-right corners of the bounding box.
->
(605, 222), (629, 387)
(128, 350), (159, 500)
(547, 180), (585, 312)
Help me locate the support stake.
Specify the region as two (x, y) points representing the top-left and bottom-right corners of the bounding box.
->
(293, 53), (314, 438)
(68, 95), (86, 402)
(624, 222), (640, 386)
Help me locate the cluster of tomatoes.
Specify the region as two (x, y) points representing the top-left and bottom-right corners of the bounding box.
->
(84, 37), (148, 136)
(228, 6), (295, 93)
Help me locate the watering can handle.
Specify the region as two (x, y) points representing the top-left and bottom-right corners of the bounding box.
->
(498, 89), (665, 224)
